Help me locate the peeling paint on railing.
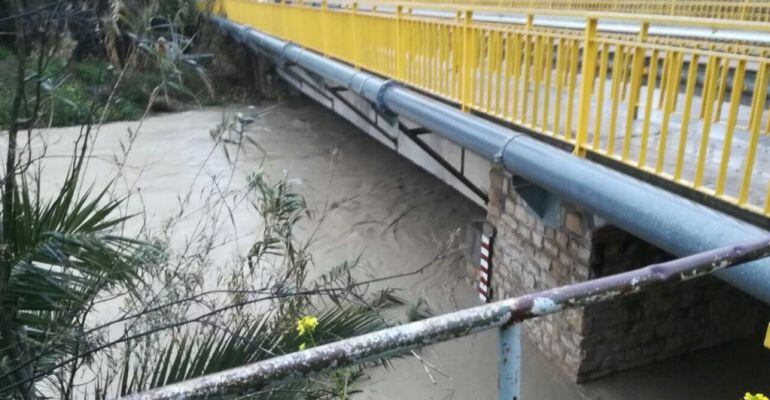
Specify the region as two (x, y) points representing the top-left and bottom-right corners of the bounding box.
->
(122, 237), (770, 400)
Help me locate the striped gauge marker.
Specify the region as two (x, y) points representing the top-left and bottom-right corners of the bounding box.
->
(478, 233), (492, 303)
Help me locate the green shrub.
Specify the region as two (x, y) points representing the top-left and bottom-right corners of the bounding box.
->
(0, 52), (159, 127)
(0, 46), (11, 61)
(47, 80), (93, 126)
(121, 70), (163, 104)
(72, 60), (112, 86)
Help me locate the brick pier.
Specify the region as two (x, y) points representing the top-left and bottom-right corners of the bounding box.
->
(484, 166), (768, 382)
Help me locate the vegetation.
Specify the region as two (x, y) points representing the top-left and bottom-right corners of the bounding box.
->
(0, 1), (431, 398)
(0, 0), (228, 129)
(0, 56), (145, 127)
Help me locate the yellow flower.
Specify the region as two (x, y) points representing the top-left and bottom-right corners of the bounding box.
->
(744, 393), (769, 400)
(299, 343), (307, 351)
(297, 315), (318, 337)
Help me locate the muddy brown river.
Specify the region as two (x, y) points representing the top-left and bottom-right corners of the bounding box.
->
(9, 96), (768, 399)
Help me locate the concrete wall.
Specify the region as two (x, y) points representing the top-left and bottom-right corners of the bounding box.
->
(486, 167), (770, 382)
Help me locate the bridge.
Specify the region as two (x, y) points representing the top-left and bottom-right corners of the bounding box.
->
(130, 1), (770, 398)
(218, 0), (770, 224)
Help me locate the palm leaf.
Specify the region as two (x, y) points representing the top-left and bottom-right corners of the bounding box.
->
(0, 171), (158, 394)
(116, 303), (397, 398)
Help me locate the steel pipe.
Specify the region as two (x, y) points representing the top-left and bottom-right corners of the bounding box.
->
(498, 324), (521, 400)
(123, 237), (770, 399)
(210, 17), (770, 303)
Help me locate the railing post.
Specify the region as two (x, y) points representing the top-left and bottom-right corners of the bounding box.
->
(621, 21), (648, 160)
(280, 0), (286, 39)
(498, 324), (521, 400)
(454, 10), (462, 100)
(352, 2), (360, 68)
(740, 0), (749, 21)
(396, 5), (405, 80)
(321, 0), (328, 56)
(461, 10), (473, 112)
(574, 17), (597, 157)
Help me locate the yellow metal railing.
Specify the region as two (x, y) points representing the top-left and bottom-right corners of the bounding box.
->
(359, 0), (770, 22)
(218, 0), (770, 219)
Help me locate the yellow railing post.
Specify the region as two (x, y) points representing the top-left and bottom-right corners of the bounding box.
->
(621, 21), (649, 161)
(453, 10), (462, 100)
(739, 63), (768, 205)
(321, 0), (328, 56)
(740, 0), (749, 20)
(591, 42), (609, 149)
(699, 48), (717, 119)
(280, 0), (286, 40)
(574, 17), (598, 157)
(715, 59), (746, 197)
(655, 52), (683, 174)
(674, 54), (699, 182)
(637, 48), (659, 167)
(461, 10), (473, 112)
(521, 15), (533, 122)
(352, 2), (360, 68)
(396, 5), (405, 80)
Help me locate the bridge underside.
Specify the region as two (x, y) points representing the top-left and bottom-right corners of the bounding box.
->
(278, 53), (494, 206)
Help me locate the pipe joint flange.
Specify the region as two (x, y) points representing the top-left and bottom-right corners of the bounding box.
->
(495, 134), (522, 169)
(278, 41), (295, 68)
(375, 80), (398, 115)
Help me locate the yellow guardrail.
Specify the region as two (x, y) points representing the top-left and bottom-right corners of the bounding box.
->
(217, 0), (770, 220)
(361, 0), (770, 22)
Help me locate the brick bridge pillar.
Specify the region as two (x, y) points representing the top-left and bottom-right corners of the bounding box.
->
(484, 167), (768, 382)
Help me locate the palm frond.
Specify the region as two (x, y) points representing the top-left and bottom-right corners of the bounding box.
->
(116, 304), (395, 398)
(0, 171), (158, 390)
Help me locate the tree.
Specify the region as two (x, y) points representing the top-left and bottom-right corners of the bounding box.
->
(0, 2), (434, 398)
(0, 2), (152, 398)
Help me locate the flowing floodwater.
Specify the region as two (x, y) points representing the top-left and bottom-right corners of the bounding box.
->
(11, 96), (769, 399)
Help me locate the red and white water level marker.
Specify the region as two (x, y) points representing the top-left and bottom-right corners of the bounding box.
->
(478, 233), (492, 303)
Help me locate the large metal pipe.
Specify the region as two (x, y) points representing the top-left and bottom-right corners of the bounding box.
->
(123, 237), (770, 399)
(211, 17), (770, 303)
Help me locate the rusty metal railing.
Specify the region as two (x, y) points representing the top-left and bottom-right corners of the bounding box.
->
(123, 237), (770, 399)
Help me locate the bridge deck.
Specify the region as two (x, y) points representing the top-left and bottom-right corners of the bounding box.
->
(216, 0), (770, 225)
